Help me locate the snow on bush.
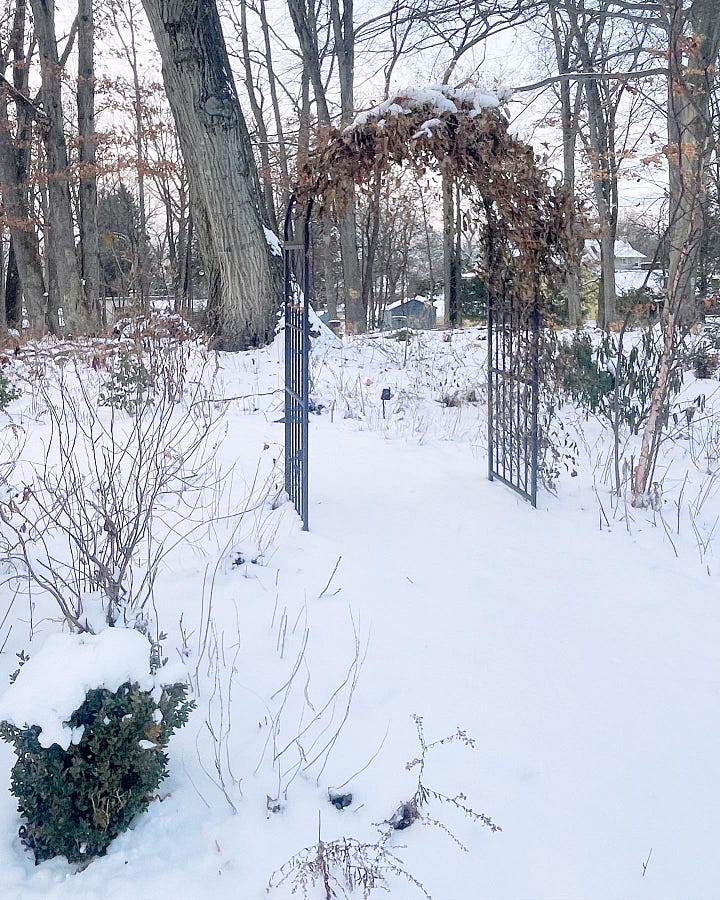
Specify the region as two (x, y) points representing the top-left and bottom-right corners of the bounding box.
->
(0, 629), (156, 749)
(0, 628), (193, 864)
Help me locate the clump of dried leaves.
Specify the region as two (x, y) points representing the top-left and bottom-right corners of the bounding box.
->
(296, 87), (579, 316)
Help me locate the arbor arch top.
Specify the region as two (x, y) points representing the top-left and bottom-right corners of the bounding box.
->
(294, 84), (575, 312)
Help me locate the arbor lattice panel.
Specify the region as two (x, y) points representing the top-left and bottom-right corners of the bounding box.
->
(487, 294), (540, 507)
(283, 199), (311, 530)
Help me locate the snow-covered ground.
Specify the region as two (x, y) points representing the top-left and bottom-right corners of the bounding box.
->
(0, 322), (719, 899)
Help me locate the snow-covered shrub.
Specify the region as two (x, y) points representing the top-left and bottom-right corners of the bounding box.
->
(113, 311), (198, 405)
(114, 310), (195, 345)
(0, 682), (192, 863)
(0, 631), (194, 864)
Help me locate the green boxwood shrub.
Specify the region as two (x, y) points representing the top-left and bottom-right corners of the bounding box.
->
(0, 680), (194, 864)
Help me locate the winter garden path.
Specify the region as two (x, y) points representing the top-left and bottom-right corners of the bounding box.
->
(296, 416), (720, 899)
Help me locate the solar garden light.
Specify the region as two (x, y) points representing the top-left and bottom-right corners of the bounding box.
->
(381, 387), (391, 418)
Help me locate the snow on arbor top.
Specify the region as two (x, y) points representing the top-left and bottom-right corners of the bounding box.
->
(0, 628), (156, 750)
(346, 84), (508, 136)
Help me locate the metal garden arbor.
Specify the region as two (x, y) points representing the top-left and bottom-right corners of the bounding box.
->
(283, 87), (573, 528)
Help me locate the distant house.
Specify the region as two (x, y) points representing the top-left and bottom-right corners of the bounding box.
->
(381, 296), (437, 330)
(583, 239), (649, 272)
(583, 238), (663, 297)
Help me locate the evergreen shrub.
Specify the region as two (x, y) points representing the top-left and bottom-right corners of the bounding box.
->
(99, 346), (153, 412)
(555, 329), (683, 433)
(690, 344), (719, 379)
(0, 680), (193, 864)
(0, 370), (20, 411)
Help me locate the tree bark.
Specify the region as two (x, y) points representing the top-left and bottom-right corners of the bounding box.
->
(142, 0), (280, 350)
(663, 0), (720, 326)
(0, 118), (47, 330)
(4, 241), (20, 329)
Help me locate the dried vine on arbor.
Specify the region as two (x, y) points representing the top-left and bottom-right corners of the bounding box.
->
(295, 92), (576, 314)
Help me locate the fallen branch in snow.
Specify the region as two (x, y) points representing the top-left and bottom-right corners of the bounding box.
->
(642, 847), (653, 877)
(189, 390), (282, 408)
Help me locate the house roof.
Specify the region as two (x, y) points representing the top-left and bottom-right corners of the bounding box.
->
(613, 240), (647, 259)
(385, 296), (434, 310)
(583, 239), (648, 262)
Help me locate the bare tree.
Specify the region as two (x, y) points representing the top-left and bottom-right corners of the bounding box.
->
(557, 0), (652, 329)
(286, 0), (365, 331)
(30, 0), (94, 334)
(109, 0), (153, 309)
(633, 0), (720, 503)
(0, 0), (47, 333)
(547, 0), (584, 325)
(230, 0), (279, 233)
(141, 0), (280, 350)
(78, 0), (99, 322)
(661, 0), (720, 325)
(285, 0), (342, 324)
(329, 0), (365, 332)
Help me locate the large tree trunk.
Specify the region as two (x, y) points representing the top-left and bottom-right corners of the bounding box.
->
(0, 126), (47, 330)
(663, 0), (720, 326)
(142, 0), (280, 350)
(78, 0), (100, 323)
(30, 0), (94, 334)
(0, 235), (6, 336)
